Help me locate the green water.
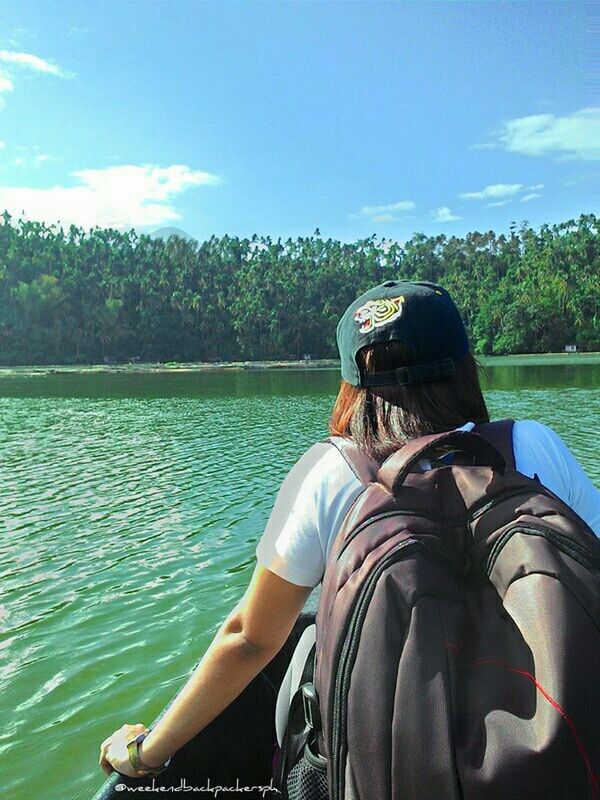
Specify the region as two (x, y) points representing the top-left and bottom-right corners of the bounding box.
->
(1, 358), (599, 800)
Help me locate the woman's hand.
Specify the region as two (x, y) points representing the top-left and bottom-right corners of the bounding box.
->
(99, 722), (149, 777)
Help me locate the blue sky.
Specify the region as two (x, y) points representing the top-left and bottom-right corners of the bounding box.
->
(0, 1), (597, 243)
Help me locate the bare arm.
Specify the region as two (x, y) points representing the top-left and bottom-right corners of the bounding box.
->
(137, 564), (312, 768)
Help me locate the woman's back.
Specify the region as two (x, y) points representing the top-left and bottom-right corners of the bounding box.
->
(256, 418), (600, 590)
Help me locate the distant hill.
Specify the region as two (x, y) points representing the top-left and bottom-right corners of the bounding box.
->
(149, 226), (195, 242)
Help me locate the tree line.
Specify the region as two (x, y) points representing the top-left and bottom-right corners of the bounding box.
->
(0, 211), (597, 365)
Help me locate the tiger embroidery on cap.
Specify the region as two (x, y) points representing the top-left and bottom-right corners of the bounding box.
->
(354, 295), (405, 334)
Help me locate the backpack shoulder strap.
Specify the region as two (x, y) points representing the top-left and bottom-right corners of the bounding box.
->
(323, 435), (381, 486)
(324, 422), (516, 486)
(324, 420), (516, 487)
(276, 641), (318, 792)
(377, 429), (507, 495)
(472, 419), (516, 469)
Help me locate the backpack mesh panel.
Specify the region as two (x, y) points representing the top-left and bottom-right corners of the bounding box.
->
(286, 752), (328, 800)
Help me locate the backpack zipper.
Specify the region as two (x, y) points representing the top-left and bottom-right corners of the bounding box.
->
(330, 538), (423, 800)
(486, 522), (600, 579)
(329, 524), (600, 799)
(337, 509), (465, 558)
(339, 486), (553, 559)
(468, 487), (537, 522)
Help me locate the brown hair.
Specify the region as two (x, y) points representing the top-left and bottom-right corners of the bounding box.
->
(329, 340), (490, 461)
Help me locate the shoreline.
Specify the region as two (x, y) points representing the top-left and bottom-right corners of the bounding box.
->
(0, 352), (599, 377)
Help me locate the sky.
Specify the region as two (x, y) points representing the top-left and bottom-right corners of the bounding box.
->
(0, 1), (597, 243)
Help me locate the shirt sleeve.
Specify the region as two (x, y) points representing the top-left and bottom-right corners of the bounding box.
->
(255, 440), (365, 587)
(512, 420), (600, 536)
(255, 442), (333, 587)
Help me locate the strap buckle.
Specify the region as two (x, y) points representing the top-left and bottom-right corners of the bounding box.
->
(301, 682), (322, 733)
(395, 358), (455, 386)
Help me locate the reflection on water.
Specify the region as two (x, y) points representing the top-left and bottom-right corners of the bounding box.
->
(0, 358), (598, 799)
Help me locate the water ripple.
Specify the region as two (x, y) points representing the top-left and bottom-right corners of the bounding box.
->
(0, 368), (598, 799)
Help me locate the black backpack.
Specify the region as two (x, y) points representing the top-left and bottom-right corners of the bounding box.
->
(278, 420), (600, 800)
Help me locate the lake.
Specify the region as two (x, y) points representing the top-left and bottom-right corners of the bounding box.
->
(1, 356), (599, 800)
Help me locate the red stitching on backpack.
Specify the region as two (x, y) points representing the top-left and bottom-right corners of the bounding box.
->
(446, 648), (599, 798)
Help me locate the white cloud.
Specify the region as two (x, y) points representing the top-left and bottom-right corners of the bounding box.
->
(0, 50), (67, 77)
(0, 73), (14, 93)
(0, 50), (70, 110)
(459, 183), (523, 201)
(361, 201), (415, 216)
(0, 72), (14, 107)
(431, 206), (461, 222)
(485, 108), (600, 161)
(460, 182), (545, 208)
(351, 200), (415, 223)
(470, 141), (498, 151)
(0, 164), (220, 230)
(0, 140), (6, 150)
(12, 151), (54, 169)
(561, 174), (589, 187)
(371, 214), (395, 223)
(377, 238), (406, 253)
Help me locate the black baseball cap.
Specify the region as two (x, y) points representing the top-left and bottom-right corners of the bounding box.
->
(336, 280), (469, 387)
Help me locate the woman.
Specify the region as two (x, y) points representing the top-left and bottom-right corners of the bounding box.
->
(99, 280), (600, 779)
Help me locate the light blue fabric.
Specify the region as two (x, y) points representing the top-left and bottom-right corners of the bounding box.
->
(461, 420), (600, 535)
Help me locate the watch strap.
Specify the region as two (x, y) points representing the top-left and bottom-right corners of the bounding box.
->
(126, 732), (171, 777)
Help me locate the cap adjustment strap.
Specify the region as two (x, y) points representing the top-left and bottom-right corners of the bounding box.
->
(361, 357), (455, 387)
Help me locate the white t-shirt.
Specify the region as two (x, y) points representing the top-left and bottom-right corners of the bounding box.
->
(256, 420), (600, 588)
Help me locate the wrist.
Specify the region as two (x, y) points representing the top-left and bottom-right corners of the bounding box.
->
(138, 733), (172, 770)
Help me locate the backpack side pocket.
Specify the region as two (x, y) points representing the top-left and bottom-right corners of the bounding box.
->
(286, 741), (329, 800)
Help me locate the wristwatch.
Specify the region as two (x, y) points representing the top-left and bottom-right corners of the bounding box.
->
(126, 730), (172, 777)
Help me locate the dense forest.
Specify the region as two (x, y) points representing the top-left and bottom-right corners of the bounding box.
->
(0, 211), (598, 365)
